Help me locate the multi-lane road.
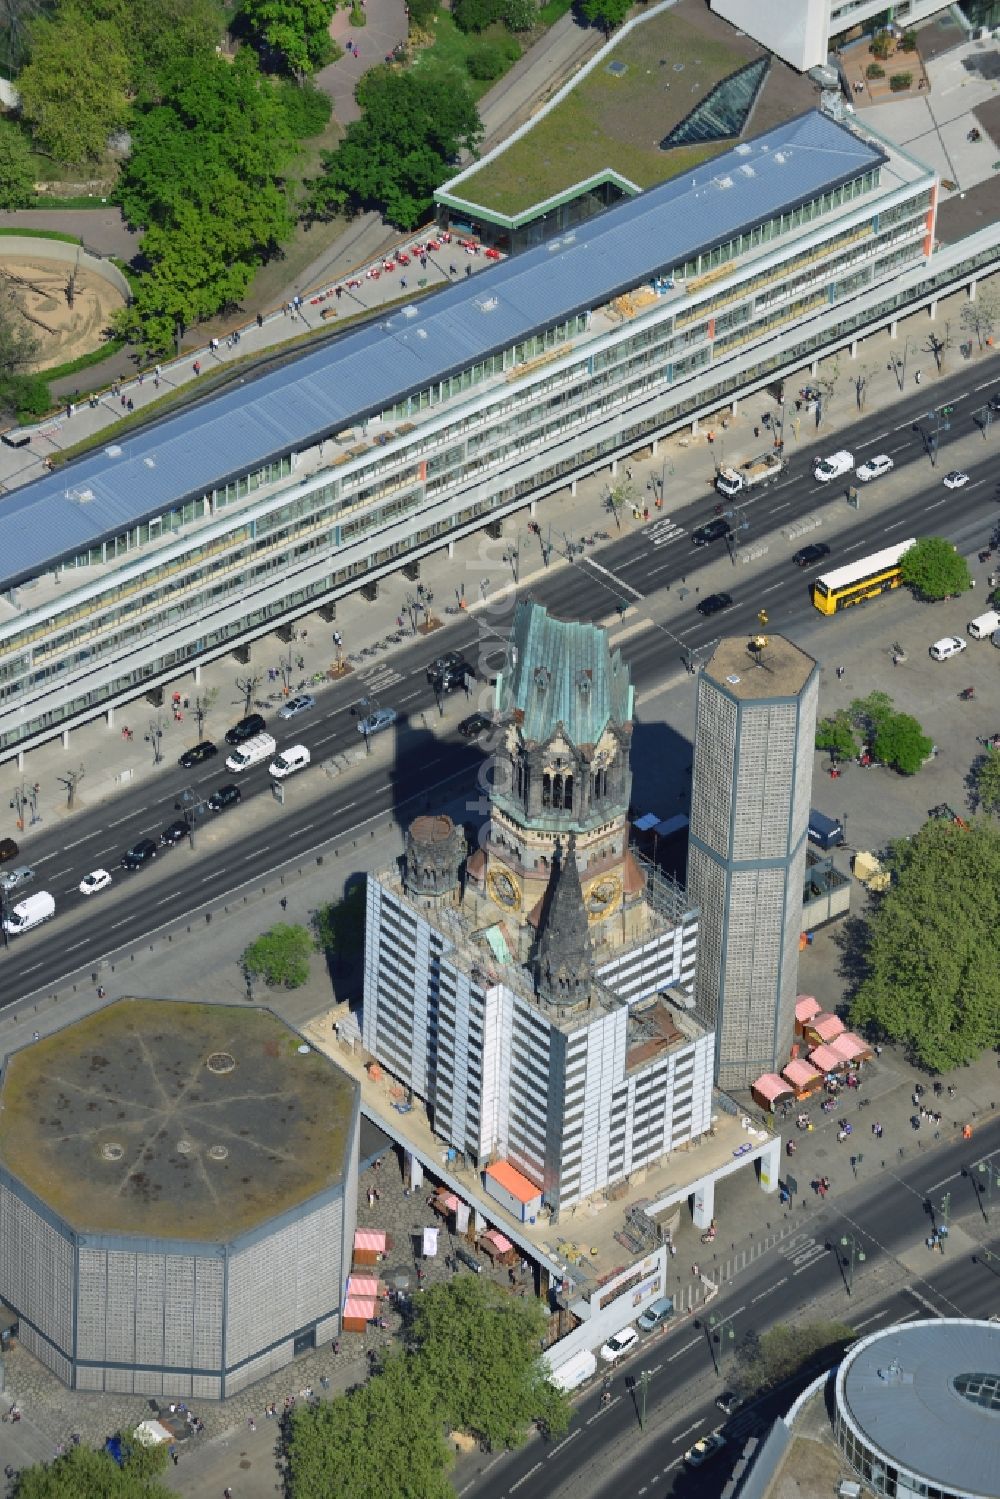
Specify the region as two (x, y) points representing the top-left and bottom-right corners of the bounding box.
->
(459, 1121), (1000, 1499)
(3, 361), (1000, 1001)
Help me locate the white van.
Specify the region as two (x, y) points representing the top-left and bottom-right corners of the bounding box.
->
(269, 743), (311, 779)
(968, 609), (1000, 641)
(4, 890), (55, 935)
(225, 731), (277, 772)
(548, 1348), (597, 1392)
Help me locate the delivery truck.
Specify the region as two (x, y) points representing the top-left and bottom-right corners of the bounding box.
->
(715, 452), (784, 498)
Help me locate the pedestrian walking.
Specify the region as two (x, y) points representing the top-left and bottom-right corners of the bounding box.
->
(155, 364), (161, 380)
(691, 1263), (700, 1278)
(836, 665), (845, 679)
(753, 425), (759, 438)
(915, 369), (922, 384)
(193, 361), (201, 376)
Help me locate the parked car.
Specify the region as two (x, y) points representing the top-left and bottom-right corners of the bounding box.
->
(600, 1326), (639, 1363)
(637, 1296), (675, 1332)
(813, 450), (854, 482)
(792, 541), (831, 568)
(224, 713), (266, 746)
(0, 837), (19, 864)
(120, 839), (157, 871)
(178, 740), (218, 769)
(691, 517), (731, 547)
(159, 820), (189, 846)
(79, 869), (112, 896)
(716, 1391), (744, 1417)
(458, 712), (492, 738)
(856, 453), (893, 482)
(684, 1433), (727, 1467)
(208, 783), (242, 812)
(0, 865), (34, 893)
(929, 636), (967, 661)
(943, 470), (970, 489)
(358, 706), (397, 737)
(697, 591), (733, 617)
(427, 652), (469, 692)
(278, 693), (316, 720)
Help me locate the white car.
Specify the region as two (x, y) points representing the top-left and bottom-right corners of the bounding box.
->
(79, 869), (112, 896)
(943, 470), (970, 489)
(814, 451), (854, 482)
(856, 453), (893, 482)
(600, 1325), (639, 1363)
(684, 1432), (728, 1468)
(929, 636), (967, 661)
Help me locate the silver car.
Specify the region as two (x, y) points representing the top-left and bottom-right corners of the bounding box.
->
(358, 706), (397, 737)
(278, 693), (316, 720)
(0, 864), (34, 892)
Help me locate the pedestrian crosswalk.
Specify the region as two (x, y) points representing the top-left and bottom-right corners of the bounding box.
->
(644, 518), (686, 548)
(357, 662), (403, 696)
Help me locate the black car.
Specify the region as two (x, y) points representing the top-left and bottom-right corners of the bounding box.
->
(716, 1391), (744, 1417)
(208, 783), (242, 812)
(159, 819), (189, 846)
(427, 651), (469, 692)
(178, 740), (218, 769)
(458, 711), (492, 739)
(697, 591), (734, 617)
(989, 394), (1000, 414)
(224, 713), (266, 747)
(792, 541), (831, 568)
(691, 517), (732, 547)
(120, 838), (157, 871)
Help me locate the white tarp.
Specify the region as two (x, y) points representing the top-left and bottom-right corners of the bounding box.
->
(422, 1225), (439, 1258)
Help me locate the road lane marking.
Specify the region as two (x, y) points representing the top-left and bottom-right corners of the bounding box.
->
(548, 1431), (580, 1458)
(751, 1277), (788, 1304)
(63, 835), (91, 851)
(19, 962), (43, 973)
(857, 431), (890, 446)
(108, 814), (133, 828)
(673, 1420), (704, 1444)
(155, 892), (183, 906)
(666, 1338), (699, 1362)
(581, 556), (644, 599)
(65, 939), (90, 953)
(313, 732), (338, 744)
(509, 1462), (544, 1491)
(852, 1310), (888, 1330)
(110, 918), (132, 929)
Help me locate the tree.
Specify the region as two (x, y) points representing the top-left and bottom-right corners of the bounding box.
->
(239, 0), (336, 77)
(503, 0), (535, 30)
(813, 359), (840, 429)
(467, 35), (519, 79)
(75, 0), (227, 101)
(579, 0), (630, 34)
(17, 2), (130, 161)
(407, 0), (438, 29)
(961, 289), (1000, 353)
(312, 882), (367, 962)
(973, 747), (1000, 816)
(287, 1351), (454, 1499)
(852, 360), (878, 411)
(923, 321), (953, 373)
(850, 819), (1000, 1069)
(815, 710), (859, 763)
(849, 689), (894, 742)
(870, 30), (893, 59)
(872, 711), (932, 776)
(0, 117), (36, 209)
(242, 923), (314, 988)
(409, 1276), (571, 1450)
(14, 1434), (173, 1498)
(899, 535), (970, 600)
(734, 1321), (855, 1397)
(453, 0), (504, 32)
(309, 68), (482, 230)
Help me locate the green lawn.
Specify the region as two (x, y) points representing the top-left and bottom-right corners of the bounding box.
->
(411, 9), (521, 103)
(451, 6), (757, 216)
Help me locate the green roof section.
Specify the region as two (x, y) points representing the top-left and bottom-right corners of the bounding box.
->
(0, 999), (357, 1242)
(438, 2), (816, 226)
(499, 601), (631, 749)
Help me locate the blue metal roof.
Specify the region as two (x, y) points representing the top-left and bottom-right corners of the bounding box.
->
(0, 111), (885, 591)
(501, 601), (631, 747)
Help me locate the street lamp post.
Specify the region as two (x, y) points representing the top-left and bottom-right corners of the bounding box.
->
(840, 1233), (866, 1295)
(976, 1160), (999, 1222)
(147, 716), (165, 765)
(707, 1314), (735, 1377)
(503, 545), (520, 583)
(637, 1368), (653, 1430)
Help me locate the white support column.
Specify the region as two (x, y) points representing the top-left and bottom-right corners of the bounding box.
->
(968, 278), (978, 301)
(570, 478), (578, 496)
(929, 298), (938, 320)
(105, 706), (115, 728)
(194, 664), (202, 685)
(529, 499), (538, 517)
(730, 399), (738, 416)
(610, 458), (619, 477)
(651, 437), (660, 456)
(405, 1152), (423, 1192)
(691, 417), (700, 435)
(691, 1176), (716, 1231)
(17, 749), (24, 772)
(889, 318), (898, 338)
(757, 1136), (780, 1195)
(810, 358), (819, 376)
(62, 728), (70, 750)
(850, 339), (858, 359)
(447, 539), (455, 558)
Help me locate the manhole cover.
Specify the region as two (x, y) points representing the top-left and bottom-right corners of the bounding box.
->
(176, 1139), (194, 1154)
(206, 1051), (236, 1075)
(606, 60), (628, 77)
(208, 1145), (229, 1161)
(101, 1142), (124, 1161)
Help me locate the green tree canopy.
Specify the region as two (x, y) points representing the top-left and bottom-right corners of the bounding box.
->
(973, 746), (1000, 816)
(578, 0), (630, 34)
(17, 1), (130, 161)
(239, 0), (336, 77)
(0, 117), (37, 209)
(849, 818), (1000, 1069)
(409, 1276), (571, 1450)
(900, 536), (971, 600)
(76, 0), (227, 100)
(0, 285), (42, 416)
(312, 881), (366, 961)
(872, 711), (932, 776)
(815, 710), (859, 762)
(453, 0), (504, 33)
(734, 1320), (855, 1398)
(407, 0), (438, 26)
(14, 1435), (172, 1498)
(288, 1351), (453, 1499)
(243, 922), (314, 988)
(309, 67), (482, 229)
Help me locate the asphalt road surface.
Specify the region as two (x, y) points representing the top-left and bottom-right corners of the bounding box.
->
(458, 1120), (1000, 1499)
(3, 361), (1000, 1001)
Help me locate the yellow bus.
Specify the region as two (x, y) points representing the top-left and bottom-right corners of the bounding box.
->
(811, 538), (915, 615)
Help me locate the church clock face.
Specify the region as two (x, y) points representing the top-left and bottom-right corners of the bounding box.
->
(487, 866), (522, 912)
(586, 872), (623, 922)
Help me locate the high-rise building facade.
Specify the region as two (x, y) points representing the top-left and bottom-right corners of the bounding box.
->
(687, 634), (819, 1089)
(362, 603), (711, 1218)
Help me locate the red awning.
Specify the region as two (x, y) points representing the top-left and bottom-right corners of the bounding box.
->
(347, 1275), (380, 1298)
(354, 1229), (387, 1252)
(484, 1229), (514, 1253)
(795, 994), (822, 1024)
(808, 1012), (845, 1042)
(809, 1043), (845, 1073)
(782, 1058), (821, 1088)
(343, 1296), (378, 1321)
(752, 1072), (794, 1104)
(828, 1032), (871, 1062)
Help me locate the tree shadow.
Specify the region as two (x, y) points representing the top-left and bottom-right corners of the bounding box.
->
(829, 912), (872, 1002)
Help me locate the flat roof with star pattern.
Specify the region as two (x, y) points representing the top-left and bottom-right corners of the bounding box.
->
(0, 998), (356, 1242)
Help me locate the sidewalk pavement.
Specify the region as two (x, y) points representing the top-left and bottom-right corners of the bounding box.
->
(315, 0), (409, 125)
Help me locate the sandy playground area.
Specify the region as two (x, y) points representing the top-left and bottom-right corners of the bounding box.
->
(0, 254), (127, 371)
